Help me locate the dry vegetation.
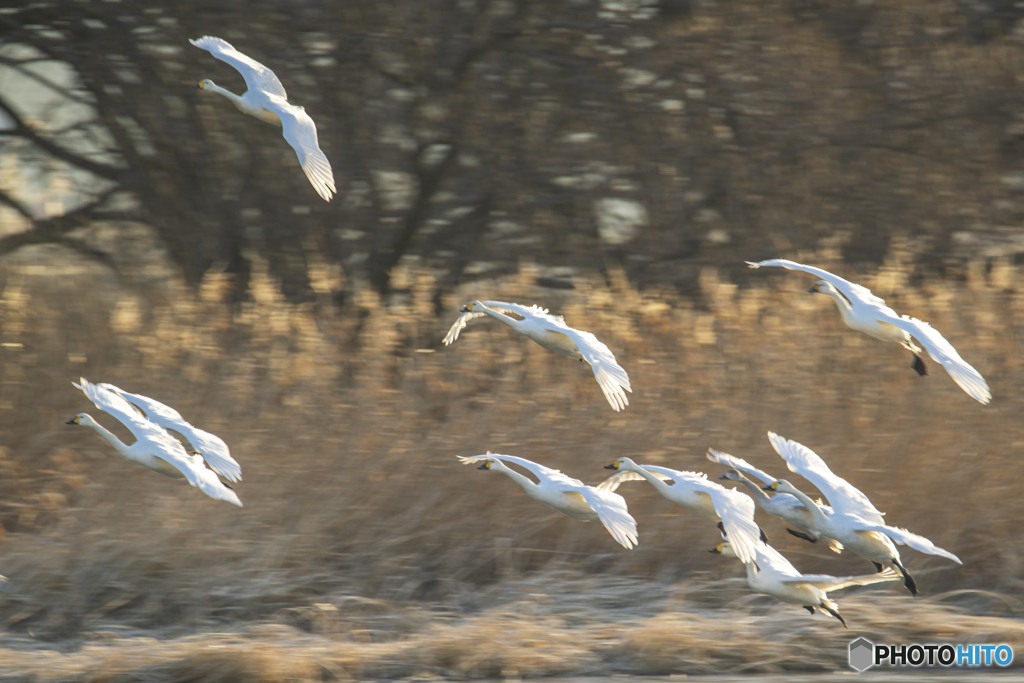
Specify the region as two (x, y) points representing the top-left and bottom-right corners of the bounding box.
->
(0, 231), (1022, 679)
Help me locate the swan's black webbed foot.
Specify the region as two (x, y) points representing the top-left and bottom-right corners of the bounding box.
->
(822, 604), (847, 627)
(786, 528), (817, 543)
(912, 355), (927, 376)
(894, 559), (918, 597)
(803, 606), (815, 615)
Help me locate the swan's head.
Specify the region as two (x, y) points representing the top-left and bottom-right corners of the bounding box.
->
(764, 479), (798, 495)
(718, 469), (743, 482)
(195, 79), (215, 90)
(66, 413), (96, 427)
(709, 542), (739, 558)
(604, 457), (638, 471)
(807, 280), (832, 295)
(459, 301), (482, 313)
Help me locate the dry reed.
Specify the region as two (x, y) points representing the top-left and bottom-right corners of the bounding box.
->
(0, 234), (1022, 678)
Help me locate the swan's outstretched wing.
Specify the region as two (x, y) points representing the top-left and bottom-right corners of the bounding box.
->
(575, 487), (638, 550)
(457, 454), (579, 485)
(595, 468), (671, 493)
(75, 380), (242, 506)
(750, 541), (801, 576)
(747, 259), (885, 307)
(785, 567), (900, 592)
(704, 487), (761, 565)
(169, 452), (243, 506)
(443, 309), (489, 345)
(558, 326), (632, 412)
(768, 432), (884, 523)
(76, 379), (170, 446)
(98, 383), (241, 482)
(264, 99), (335, 202)
(706, 448), (778, 486)
(190, 36), (287, 99)
(876, 313), (990, 404)
(856, 523), (963, 564)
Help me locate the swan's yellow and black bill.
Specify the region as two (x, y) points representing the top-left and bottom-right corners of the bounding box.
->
(762, 481), (780, 491)
(66, 416), (81, 425)
(477, 461), (492, 470)
(807, 283), (821, 293)
(709, 544), (726, 554)
(604, 460), (622, 470)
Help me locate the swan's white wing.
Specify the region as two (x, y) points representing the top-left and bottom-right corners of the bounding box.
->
(443, 310), (488, 345)
(706, 448), (777, 486)
(190, 36), (287, 99)
(877, 313), (990, 404)
(99, 384), (241, 482)
(750, 542), (801, 576)
(784, 567), (900, 591)
(457, 454), (579, 485)
(704, 487), (761, 566)
(595, 468), (671, 493)
(167, 452), (243, 507)
(264, 99), (335, 202)
(76, 379), (170, 446)
(747, 258), (885, 307)
(768, 432), (884, 523)
(75, 380), (242, 507)
(558, 326), (631, 412)
(576, 487), (639, 550)
(857, 523), (963, 564)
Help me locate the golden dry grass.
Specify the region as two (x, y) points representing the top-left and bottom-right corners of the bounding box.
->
(0, 234), (1023, 678)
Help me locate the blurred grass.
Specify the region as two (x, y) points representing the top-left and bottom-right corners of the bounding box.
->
(1, 234), (1023, 676)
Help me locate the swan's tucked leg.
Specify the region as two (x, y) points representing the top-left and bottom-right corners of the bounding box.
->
(803, 606), (815, 615)
(786, 528), (817, 543)
(893, 559), (918, 597)
(872, 561), (883, 573)
(821, 603), (847, 628)
(911, 354), (927, 376)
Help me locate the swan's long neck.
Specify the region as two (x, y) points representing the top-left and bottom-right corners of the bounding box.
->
(206, 83), (249, 113)
(822, 286), (857, 323)
(734, 474), (772, 505)
(490, 461), (537, 492)
(480, 305), (527, 335)
(83, 418), (133, 459)
(781, 485), (830, 529)
(623, 462), (671, 495)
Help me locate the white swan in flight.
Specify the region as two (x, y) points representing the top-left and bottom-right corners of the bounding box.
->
(599, 457), (764, 565)
(711, 541), (900, 627)
(458, 454), (638, 549)
(763, 432), (961, 595)
(706, 447), (842, 553)
(97, 382), (241, 482)
(747, 259), (990, 404)
(191, 36), (336, 201)
(67, 379), (242, 506)
(443, 301), (631, 411)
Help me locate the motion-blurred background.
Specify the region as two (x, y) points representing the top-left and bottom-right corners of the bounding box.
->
(2, 0), (1024, 678)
